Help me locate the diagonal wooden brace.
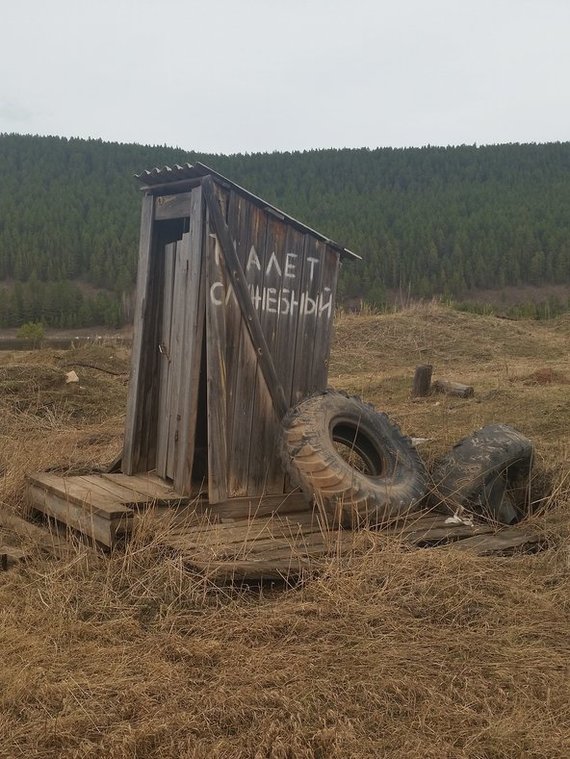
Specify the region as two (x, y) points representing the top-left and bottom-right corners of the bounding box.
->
(201, 175), (289, 420)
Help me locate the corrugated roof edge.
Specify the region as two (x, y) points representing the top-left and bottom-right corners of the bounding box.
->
(135, 161), (361, 261)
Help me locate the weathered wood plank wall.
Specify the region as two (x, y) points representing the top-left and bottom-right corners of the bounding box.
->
(124, 176), (341, 504)
(207, 185), (339, 499)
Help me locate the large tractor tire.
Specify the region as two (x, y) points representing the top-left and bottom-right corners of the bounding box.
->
(431, 423), (534, 524)
(281, 390), (427, 528)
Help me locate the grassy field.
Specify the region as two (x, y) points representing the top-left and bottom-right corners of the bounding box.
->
(0, 304), (568, 758)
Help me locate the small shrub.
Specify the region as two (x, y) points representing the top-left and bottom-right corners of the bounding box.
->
(16, 321), (45, 346)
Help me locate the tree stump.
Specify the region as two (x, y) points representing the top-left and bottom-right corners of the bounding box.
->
(411, 364), (433, 397)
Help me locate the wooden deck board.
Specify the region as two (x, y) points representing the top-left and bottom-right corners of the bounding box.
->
(386, 519), (495, 544)
(73, 475), (161, 506)
(164, 526), (327, 553)
(174, 535), (364, 580)
(442, 526), (541, 555)
(100, 473), (187, 504)
(383, 513), (476, 535)
(29, 473), (132, 518)
(164, 510), (323, 538)
(172, 532), (359, 562)
(161, 511), (540, 580)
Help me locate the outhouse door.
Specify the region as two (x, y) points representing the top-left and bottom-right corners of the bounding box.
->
(155, 189), (205, 490)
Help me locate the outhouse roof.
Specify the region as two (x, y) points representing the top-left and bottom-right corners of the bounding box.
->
(135, 161), (360, 261)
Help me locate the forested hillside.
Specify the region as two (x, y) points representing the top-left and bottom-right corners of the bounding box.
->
(0, 134), (569, 327)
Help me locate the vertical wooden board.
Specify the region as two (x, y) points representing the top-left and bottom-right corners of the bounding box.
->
(174, 188), (206, 495)
(156, 242), (176, 478)
(238, 203), (280, 497)
(246, 365), (282, 495)
(258, 215), (288, 358)
(218, 184), (230, 222)
(165, 238), (189, 479)
(225, 201), (268, 496)
(249, 215), (290, 494)
(272, 225), (309, 403)
(290, 237), (327, 405)
(309, 246), (339, 391)
(222, 191), (248, 491)
(123, 193), (154, 474)
(205, 229), (229, 503)
(258, 224), (309, 494)
(139, 225), (169, 472)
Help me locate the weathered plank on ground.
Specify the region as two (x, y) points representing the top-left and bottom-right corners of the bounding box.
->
(433, 379), (474, 398)
(160, 507), (541, 581)
(383, 513), (494, 544)
(207, 492), (310, 520)
(0, 508), (77, 558)
(442, 526), (541, 555)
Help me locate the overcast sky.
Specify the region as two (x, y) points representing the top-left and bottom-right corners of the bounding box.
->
(1, 0), (568, 154)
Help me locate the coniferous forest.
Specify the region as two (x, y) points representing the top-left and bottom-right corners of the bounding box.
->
(0, 133), (569, 328)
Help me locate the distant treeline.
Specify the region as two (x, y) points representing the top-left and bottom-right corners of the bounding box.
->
(0, 134), (569, 327)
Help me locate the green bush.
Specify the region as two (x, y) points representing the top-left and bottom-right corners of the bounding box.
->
(16, 321), (45, 345)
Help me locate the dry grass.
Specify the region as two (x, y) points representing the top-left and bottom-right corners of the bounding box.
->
(1, 306), (569, 758)
(0, 344), (127, 509)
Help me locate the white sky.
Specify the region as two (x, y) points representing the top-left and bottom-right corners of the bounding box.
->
(1, 0), (568, 153)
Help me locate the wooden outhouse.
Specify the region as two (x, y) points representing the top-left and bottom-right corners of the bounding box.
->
(122, 163), (359, 507)
(26, 164), (539, 572)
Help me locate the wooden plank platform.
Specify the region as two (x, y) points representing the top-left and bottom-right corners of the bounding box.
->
(28, 471), (191, 547)
(26, 471), (310, 547)
(30, 474), (136, 547)
(26, 471), (542, 576)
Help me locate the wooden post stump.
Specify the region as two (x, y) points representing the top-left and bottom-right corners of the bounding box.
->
(412, 364), (433, 397)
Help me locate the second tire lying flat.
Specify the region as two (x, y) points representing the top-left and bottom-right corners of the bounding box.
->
(431, 423), (534, 524)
